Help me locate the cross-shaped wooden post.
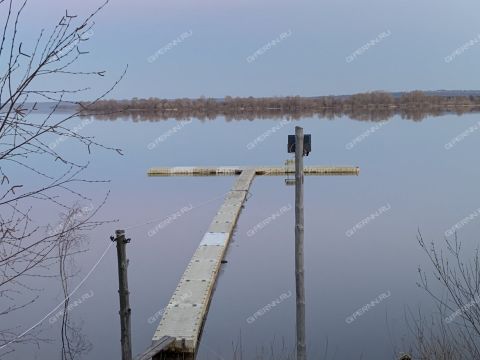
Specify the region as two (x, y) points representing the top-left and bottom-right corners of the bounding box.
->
(145, 162), (359, 357)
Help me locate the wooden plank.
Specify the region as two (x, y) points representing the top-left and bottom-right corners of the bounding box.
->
(232, 168), (256, 190)
(148, 166), (359, 176)
(135, 336), (175, 360)
(148, 166), (244, 176)
(151, 170), (256, 354)
(256, 166), (360, 176)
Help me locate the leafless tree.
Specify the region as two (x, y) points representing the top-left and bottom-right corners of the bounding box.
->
(0, 0), (123, 356)
(56, 206), (96, 360)
(407, 232), (480, 359)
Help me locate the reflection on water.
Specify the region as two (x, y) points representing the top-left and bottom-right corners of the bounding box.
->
(3, 113), (480, 360)
(86, 106), (480, 123)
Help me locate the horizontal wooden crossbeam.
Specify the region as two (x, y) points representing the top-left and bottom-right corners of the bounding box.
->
(148, 166), (360, 176)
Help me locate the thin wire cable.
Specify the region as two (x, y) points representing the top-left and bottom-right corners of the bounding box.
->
(123, 191), (230, 231)
(1, 191), (252, 350)
(0, 241), (115, 350)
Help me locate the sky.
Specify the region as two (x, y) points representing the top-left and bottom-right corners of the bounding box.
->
(4, 1), (480, 358)
(10, 0), (480, 99)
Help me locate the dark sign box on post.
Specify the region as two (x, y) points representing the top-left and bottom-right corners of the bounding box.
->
(288, 134), (311, 156)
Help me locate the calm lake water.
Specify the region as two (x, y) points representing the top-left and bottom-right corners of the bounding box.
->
(3, 113), (480, 359)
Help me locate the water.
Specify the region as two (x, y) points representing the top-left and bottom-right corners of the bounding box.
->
(2, 113), (480, 359)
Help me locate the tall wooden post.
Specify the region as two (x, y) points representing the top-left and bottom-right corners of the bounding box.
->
(295, 126), (306, 360)
(114, 229), (132, 360)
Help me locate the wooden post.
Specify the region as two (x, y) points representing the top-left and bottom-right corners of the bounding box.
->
(295, 126), (306, 360)
(114, 229), (133, 360)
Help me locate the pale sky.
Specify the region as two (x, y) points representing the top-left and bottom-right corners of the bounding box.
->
(14, 0), (480, 99)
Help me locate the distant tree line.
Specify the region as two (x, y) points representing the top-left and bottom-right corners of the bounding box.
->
(78, 91), (480, 122)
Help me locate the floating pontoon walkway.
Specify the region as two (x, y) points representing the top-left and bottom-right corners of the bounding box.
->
(151, 169), (256, 355)
(148, 164), (359, 357)
(148, 165), (360, 176)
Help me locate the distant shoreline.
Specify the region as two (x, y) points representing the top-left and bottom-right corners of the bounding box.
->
(17, 90), (480, 122)
(77, 90), (480, 122)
